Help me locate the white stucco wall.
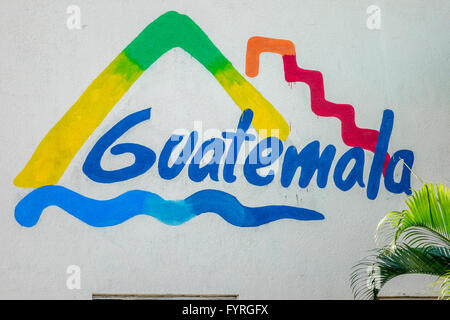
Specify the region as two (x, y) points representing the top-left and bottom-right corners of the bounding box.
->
(0, 0), (449, 299)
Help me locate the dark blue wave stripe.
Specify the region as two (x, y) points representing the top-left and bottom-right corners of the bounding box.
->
(14, 185), (324, 228)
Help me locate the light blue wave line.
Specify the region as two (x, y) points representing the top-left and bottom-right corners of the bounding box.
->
(15, 185), (324, 227)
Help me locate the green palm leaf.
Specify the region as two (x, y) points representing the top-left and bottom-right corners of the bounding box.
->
(350, 245), (450, 300)
(352, 182), (450, 299)
(376, 183), (450, 248)
(435, 271), (450, 300)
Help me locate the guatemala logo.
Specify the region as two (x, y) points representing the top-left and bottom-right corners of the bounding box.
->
(14, 11), (414, 228)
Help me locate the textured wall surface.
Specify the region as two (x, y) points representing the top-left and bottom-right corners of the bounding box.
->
(1, 0), (449, 299)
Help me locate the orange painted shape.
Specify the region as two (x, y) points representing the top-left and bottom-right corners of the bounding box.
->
(245, 37), (296, 77)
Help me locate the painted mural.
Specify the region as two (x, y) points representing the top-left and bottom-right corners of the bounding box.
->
(14, 11), (414, 228)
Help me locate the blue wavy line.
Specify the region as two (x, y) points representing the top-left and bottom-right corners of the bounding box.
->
(14, 185), (324, 227)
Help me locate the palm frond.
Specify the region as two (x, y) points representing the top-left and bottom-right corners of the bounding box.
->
(429, 271), (450, 300)
(376, 183), (450, 248)
(400, 226), (450, 248)
(350, 245), (450, 300)
(438, 272), (450, 300)
(375, 210), (405, 247)
(352, 183), (450, 299)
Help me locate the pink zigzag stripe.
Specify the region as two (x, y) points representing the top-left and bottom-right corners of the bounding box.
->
(245, 37), (390, 174)
(281, 55), (390, 174)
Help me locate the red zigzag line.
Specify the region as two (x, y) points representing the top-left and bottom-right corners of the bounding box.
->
(282, 55), (390, 174)
(245, 38), (390, 174)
